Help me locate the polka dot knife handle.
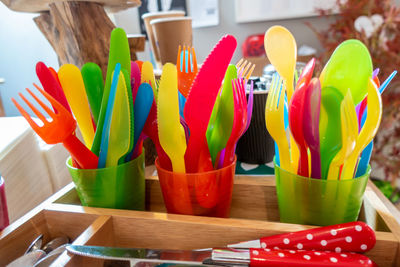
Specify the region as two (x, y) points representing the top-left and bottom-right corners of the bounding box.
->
(229, 221), (376, 253)
(248, 248), (376, 267)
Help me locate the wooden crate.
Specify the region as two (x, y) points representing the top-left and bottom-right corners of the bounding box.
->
(1, 173), (400, 266)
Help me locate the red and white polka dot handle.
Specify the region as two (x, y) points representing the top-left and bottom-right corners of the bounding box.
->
(259, 221), (375, 253)
(249, 248), (376, 267)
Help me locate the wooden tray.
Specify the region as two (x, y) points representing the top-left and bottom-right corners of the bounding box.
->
(1, 172), (400, 266)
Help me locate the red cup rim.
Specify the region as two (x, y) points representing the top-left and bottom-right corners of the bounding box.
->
(155, 156), (236, 175)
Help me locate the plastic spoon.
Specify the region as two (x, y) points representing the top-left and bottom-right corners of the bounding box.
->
(206, 64), (236, 166)
(132, 83), (154, 152)
(342, 79), (382, 179)
(319, 87), (344, 179)
(297, 58), (315, 86)
(106, 72), (131, 167)
(264, 26), (299, 172)
(321, 39), (372, 105)
(92, 28), (131, 155)
(98, 63), (121, 168)
(141, 61), (157, 101)
(303, 78), (321, 179)
(131, 61), (141, 102)
(58, 64), (95, 148)
(327, 90), (358, 180)
(289, 81), (309, 177)
(81, 62), (104, 124)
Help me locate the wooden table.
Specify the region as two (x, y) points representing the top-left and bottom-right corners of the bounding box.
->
(1, 173), (400, 266)
(1, 0), (145, 77)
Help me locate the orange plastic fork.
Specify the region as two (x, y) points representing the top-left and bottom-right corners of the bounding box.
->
(12, 86), (99, 169)
(177, 45), (198, 98)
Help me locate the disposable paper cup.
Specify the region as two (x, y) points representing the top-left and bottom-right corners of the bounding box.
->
(236, 90), (275, 164)
(150, 17), (192, 66)
(0, 177), (9, 231)
(155, 157), (236, 217)
(66, 152), (145, 210)
(142, 11), (185, 68)
(274, 159), (370, 226)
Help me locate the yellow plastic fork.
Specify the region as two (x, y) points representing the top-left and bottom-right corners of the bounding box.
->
(265, 74), (290, 170)
(341, 79), (382, 179)
(327, 90), (358, 180)
(236, 58), (255, 80)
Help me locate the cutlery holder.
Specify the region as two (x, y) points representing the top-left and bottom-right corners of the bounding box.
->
(274, 160), (370, 226)
(66, 151), (145, 210)
(155, 157), (236, 217)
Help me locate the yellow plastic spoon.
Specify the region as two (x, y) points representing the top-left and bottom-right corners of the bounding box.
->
(141, 61), (157, 101)
(326, 90), (358, 180)
(58, 64), (95, 148)
(264, 25), (299, 172)
(157, 63), (187, 173)
(341, 79), (382, 179)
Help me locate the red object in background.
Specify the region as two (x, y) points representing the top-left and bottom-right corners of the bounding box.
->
(0, 177), (9, 231)
(242, 34), (265, 58)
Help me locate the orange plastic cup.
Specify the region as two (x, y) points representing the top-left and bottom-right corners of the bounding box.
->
(155, 157), (236, 217)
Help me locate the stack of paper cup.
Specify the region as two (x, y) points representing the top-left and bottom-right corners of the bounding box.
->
(150, 17), (193, 66)
(142, 11), (186, 68)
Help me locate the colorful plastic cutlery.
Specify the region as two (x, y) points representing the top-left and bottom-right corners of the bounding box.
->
(342, 79), (382, 179)
(184, 35), (237, 173)
(158, 63), (187, 173)
(36, 62), (71, 113)
(206, 64), (236, 166)
(319, 87), (344, 179)
(81, 62), (104, 124)
(264, 26), (299, 172)
(321, 39), (372, 105)
(12, 86), (98, 169)
(92, 28), (131, 155)
(106, 73), (131, 167)
(327, 90), (358, 180)
(58, 64), (95, 148)
(289, 81), (309, 177)
(356, 71), (397, 177)
(140, 61), (157, 101)
(98, 63), (121, 168)
(132, 83), (153, 153)
(303, 78), (321, 179)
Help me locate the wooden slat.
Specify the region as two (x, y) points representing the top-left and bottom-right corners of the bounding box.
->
(1, 0), (140, 13)
(52, 215), (113, 266)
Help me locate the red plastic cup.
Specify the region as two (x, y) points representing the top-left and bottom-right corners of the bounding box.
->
(0, 177), (9, 231)
(155, 157), (236, 217)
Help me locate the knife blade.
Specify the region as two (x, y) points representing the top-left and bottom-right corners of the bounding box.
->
(66, 245), (376, 266)
(67, 245), (211, 265)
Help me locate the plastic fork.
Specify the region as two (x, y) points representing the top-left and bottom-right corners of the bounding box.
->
(177, 45), (198, 98)
(12, 87), (98, 169)
(265, 73), (290, 170)
(236, 58), (255, 80)
(327, 90), (358, 180)
(341, 79), (382, 179)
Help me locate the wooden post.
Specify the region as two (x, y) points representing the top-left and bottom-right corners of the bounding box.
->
(34, 1), (115, 77)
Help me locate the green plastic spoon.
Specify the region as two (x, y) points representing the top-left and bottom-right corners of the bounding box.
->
(321, 39), (372, 105)
(91, 28), (131, 155)
(206, 64), (237, 166)
(319, 86), (344, 180)
(81, 62), (104, 124)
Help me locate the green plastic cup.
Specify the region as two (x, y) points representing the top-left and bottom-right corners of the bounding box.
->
(66, 151), (145, 210)
(274, 159), (370, 226)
